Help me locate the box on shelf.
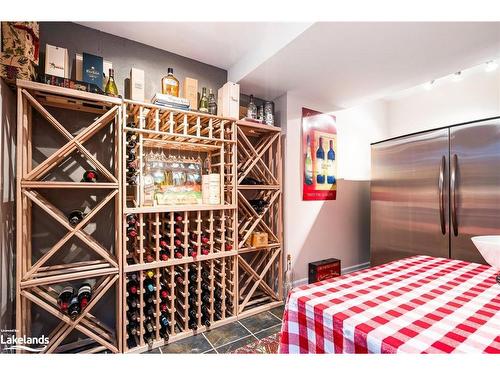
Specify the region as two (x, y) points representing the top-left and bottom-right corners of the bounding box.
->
(44, 44), (69, 78)
(76, 53), (112, 85)
(38, 73), (105, 95)
(217, 81), (239, 119)
(0, 53), (37, 84)
(151, 92), (190, 110)
(82, 52), (103, 90)
(201, 173), (220, 205)
(130, 67), (145, 102)
(1, 22), (40, 65)
(245, 232), (269, 248)
(308, 258), (341, 283)
(183, 77), (198, 110)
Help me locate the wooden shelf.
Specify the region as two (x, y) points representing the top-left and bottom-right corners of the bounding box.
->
(236, 120), (282, 135)
(124, 204), (237, 214)
(21, 181), (119, 189)
(238, 185), (280, 190)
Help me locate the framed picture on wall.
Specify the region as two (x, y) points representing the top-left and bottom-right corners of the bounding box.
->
(301, 107), (337, 201)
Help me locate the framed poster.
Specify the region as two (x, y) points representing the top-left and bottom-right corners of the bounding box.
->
(301, 107), (337, 201)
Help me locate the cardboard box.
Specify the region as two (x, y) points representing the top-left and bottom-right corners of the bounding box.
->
(76, 53), (112, 85)
(1, 22), (40, 65)
(44, 44), (69, 78)
(183, 77), (198, 110)
(308, 258), (341, 283)
(0, 52), (36, 85)
(251, 232), (268, 247)
(130, 68), (145, 102)
(218, 81), (240, 119)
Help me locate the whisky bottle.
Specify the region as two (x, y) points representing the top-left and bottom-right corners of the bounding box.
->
(105, 68), (119, 97)
(247, 95), (257, 119)
(207, 88), (217, 115)
(199, 87), (209, 113)
(161, 68), (179, 97)
(82, 169), (98, 183)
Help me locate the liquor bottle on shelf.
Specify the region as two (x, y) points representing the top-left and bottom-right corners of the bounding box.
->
(199, 87), (209, 113)
(81, 169), (98, 183)
(161, 68), (179, 97)
(68, 296), (81, 320)
(68, 209), (85, 227)
(57, 286), (74, 312)
(327, 139), (336, 185)
(207, 88), (217, 115)
(304, 134), (313, 185)
(105, 68), (119, 97)
(316, 136), (325, 184)
(77, 283), (92, 309)
(247, 95), (257, 119)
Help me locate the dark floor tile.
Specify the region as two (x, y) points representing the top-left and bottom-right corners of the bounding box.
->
(216, 335), (256, 353)
(142, 347), (162, 354)
(203, 321), (250, 348)
(239, 311), (281, 334)
(269, 304), (285, 320)
(255, 323), (282, 339)
(161, 334), (212, 353)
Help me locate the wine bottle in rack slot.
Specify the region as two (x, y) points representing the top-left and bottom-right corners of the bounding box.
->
(144, 317), (155, 333)
(174, 213), (183, 223)
(77, 283), (92, 309)
(57, 286), (74, 312)
(144, 249), (155, 263)
(127, 214), (137, 226)
(174, 246), (183, 259)
(127, 321), (139, 337)
(127, 310), (139, 323)
(160, 302), (169, 313)
(201, 315), (211, 328)
(188, 319), (198, 330)
(173, 271), (184, 285)
(144, 293), (154, 305)
(127, 337), (138, 349)
(81, 169), (98, 183)
(127, 276), (139, 295)
(144, 304), (155, 317)
(144, 278), (156, 294)
(166, 224), (183, 235)
(126, 132), (137, 147)
(160, 327), (169, 341)
(159, 248), (169, 261)
(127, 296), (139, 309)
(144, 332), (154, 347)
(127, 226), (138, 238)
(188, 295), (198, 306)
(68, 209), (85, 227)
(159, 282), (169, 300)
(68, 296), (81, 320)
(188, 246), (198, 258)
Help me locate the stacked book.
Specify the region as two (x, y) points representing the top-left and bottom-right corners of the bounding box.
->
(152, 93), (190, 110)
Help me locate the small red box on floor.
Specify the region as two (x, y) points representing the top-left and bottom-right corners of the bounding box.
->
(308, 258), (341, 283)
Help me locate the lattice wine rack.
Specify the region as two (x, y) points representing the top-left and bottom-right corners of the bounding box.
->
(236, 120), (283, 316)
(121, 100), (238, 352)
(15, 80), (122, 353)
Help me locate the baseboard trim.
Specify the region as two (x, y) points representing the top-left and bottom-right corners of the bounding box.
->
(292, 261), (371, 288)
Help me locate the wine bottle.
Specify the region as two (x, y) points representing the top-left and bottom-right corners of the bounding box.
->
(144, 293), (154, 305)
(159, 249), (169, 261)
(188, 295), (198, 306)
(316, 137), (325, 184)
(201, 281), (210, 291)
(144, 318), (154, 333)
(127, 322), (139, 336)
(327, 139), (336, 185)
(144, 332), (154, 346)
(160, 302), (169, 313)
(304, 135), (313, 185)
(77, 283), (92, 309)
(105, 68), (119, 97)
(188, 284), (197, 295)
(207, 88), (217, 115)
(165, 224), (183, 235)
(143, 304), (155, 317)
(68, 296), (81, 320)
(188, 247), (198, 258)
(199, 87), (208, 113)
(127, 279), (139, 295)
(160, 313), (170, 329)
(144, 279), (156, 293)
(127, 296), (139, 309)
(188, 308), (197, 320)
(127, 309), (139, 322)
(68, 209), (85, 227)
(126, 214), (137, 226)
(174, 272), (184, 285)
(188, 319), (198, 330)
(202, 315), (211, 328)
(160, 327), (170, 341)
(57, 286), (74, 312)
(174, 247), (183, 259)
(174, 213), (183, 223)
(188, 272), (198, 283)
(201, 304), (210, 316)
(225, 243), (233, 251)
(160, 284), (169, 300)
(247, 95), (257, 119)
(127, 337), (138, 349)
(127, 226), (138, 238)
(200, 246), (209, 256)
(82, 169), (98, 183)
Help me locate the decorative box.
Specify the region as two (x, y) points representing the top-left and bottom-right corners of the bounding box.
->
(308, 258), (341, 283)
(1, 22), (40, 65)
(201, 174), (220, 205)
(217, 81), (240, 119)
(76, 53), (112, 84)
(183, 77), (198, 110)
(44, 44), (69, 78)
(82, 52), (103, 90)
(251, 232), (268, 247)
(130, 67), (145, 102)
(0, 52), (36, 85)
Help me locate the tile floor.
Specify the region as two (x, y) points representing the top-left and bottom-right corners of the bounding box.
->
(148, 304), (284, 354)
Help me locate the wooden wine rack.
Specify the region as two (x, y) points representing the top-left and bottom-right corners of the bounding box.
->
(14, 81), (284, 354)
(236, 120), (283, 316)
(15, 80), (123, 353)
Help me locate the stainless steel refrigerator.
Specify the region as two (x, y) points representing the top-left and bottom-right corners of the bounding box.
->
(371, 117), (500, 266)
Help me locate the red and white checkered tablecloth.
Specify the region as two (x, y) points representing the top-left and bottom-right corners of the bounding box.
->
(279, 255), (500, 353)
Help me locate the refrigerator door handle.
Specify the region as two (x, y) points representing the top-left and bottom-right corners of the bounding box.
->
(451, 154), (459, 236)
(438, 155), (446, 235)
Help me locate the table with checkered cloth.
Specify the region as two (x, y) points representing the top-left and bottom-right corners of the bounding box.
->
(279, 255), (500, 353)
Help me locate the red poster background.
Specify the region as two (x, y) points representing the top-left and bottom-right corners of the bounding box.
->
(301, 107), (337, 201)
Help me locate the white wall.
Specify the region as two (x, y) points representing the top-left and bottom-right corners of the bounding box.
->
(387, 67), (500, 137)
(280, 93), (388, 284)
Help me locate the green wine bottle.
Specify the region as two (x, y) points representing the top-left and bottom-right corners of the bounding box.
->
(199, 87), (208, 113)
(105, 68), (119, 97)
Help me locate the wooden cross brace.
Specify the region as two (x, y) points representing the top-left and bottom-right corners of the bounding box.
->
(21, 89), (118, 183)
(20, 274), (119, 353)
(22, 188), (118, 281)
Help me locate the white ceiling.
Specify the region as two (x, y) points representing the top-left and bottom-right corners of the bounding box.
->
(77, 22), (309, 70)
(79, 22), (500, 108)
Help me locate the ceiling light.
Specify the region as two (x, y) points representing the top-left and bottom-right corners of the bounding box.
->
(423, 80), (435, 90)
(452, 71), (463, 82)
(485, 61), (498, 72)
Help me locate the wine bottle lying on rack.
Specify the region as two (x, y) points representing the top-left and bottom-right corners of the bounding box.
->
(81, 169), (98, 183)
(68, 209), (85, 226)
